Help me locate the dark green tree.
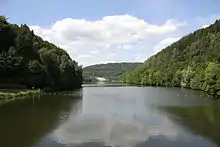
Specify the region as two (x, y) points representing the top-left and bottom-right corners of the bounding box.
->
(124, 19), (220, 95)
(0, 16), (82, 90)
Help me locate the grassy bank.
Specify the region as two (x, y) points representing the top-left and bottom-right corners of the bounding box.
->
(0, 89), (41, 100)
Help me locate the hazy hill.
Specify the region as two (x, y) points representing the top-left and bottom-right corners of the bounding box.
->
(83, 63), (143, 82)
(124, 20), (220, 95)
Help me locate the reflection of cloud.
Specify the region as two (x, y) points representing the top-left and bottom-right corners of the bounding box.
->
(49, 88), (179, 146)
(50, 115), (217, 147)
(50, 114), (179, 146)
(47, 87), (215, 147)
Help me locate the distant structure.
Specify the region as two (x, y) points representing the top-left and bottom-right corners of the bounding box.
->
(96, 77), (106, 82)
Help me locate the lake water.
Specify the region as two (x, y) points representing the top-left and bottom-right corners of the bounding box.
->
(0, 85), (220, 147)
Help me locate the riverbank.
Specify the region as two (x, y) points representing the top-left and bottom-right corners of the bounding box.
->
(0, 89), (41, 100)
(129, 83), (220, 97)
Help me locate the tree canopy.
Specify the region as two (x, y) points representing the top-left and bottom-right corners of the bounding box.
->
(83, 63), (143, 82)
(124, 20), (220, 95)
(0, 16), (82, 90)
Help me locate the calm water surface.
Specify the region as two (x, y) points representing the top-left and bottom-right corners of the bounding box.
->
(0, 85), (220, 147)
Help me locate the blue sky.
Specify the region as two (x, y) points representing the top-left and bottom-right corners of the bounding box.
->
(1, 0), (220, 66)
(1, 0), (220, 26)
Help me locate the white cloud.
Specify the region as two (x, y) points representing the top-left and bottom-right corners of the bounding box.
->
(202, 24), (209, 29)
(107, 53), (116, 57)
(30, 15), (186, 66)
(135, 54), (146, 62)
(76, 54), (92, 59)
(153, 37), (180, 54)
(119, 44), (135, 50)
(101, 61), (116, 64)
(90, 50), (99, 55)
(75, 54), (97, 66)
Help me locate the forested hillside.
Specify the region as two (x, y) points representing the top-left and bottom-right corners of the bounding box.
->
(0, 16), (82, 90)
(124, 20), (220, 95)
(83, 63), (143, 82)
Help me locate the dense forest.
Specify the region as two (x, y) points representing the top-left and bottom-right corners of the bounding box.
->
(0, 16), (82, 90)
(83, 63), (143, 82)
(124, 20), (220, 95)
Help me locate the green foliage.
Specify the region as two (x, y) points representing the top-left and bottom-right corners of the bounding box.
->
(204, 62), (220, 93)
(165, 105), (220, 146)
(83, 63), (143, 82)
(0, 16), (82, 90)
(0, 89), (41, 99)
(124, 20), (220, 95)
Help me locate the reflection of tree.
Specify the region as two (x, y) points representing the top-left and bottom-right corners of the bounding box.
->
(0, 93), (82, 147)
(136, 135), (214, 147)
(163, 104), (220, 146)
(73, 142), (111, 147)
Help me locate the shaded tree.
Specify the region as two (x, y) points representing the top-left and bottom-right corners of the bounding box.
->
(0, 16), (82, 90)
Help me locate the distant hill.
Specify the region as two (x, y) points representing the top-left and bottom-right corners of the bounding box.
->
(124, 20), (220, 95)
(83, 63), (143, 82)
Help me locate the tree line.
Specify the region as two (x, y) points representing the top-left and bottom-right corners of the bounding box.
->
(83, 63), (143, 82)
(0, 16), (82, 90)
(124, 20), (220, 95)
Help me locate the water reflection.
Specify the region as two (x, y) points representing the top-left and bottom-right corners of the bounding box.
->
(0, 87), (219, 147)
(162, 101), (220, 146)
(48, 87), (218, 147)
(0, 90), (82, 147)
(135, 135), (217, 147)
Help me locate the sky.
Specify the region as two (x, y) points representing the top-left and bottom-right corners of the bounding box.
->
(1, 0), (220, 66)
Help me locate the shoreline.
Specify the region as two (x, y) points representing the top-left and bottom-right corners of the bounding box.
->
(0, 87), (82, 105)
(123, 83), (220, 97)
(0, 89), (42, 101)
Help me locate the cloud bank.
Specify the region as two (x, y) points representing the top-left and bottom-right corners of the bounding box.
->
(30, 15), (186, 66)
(31, 15), (187, 66)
